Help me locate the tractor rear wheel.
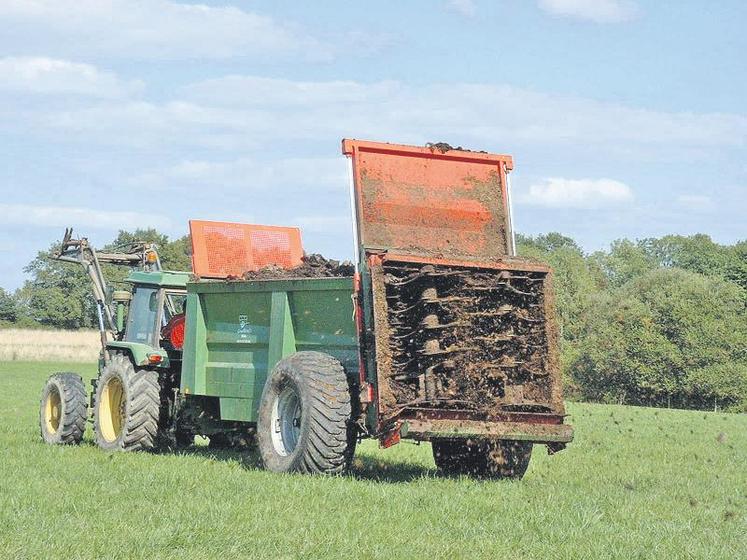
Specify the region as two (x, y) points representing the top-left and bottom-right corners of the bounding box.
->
(432, 438), (533, 479)
(257, 351), (356, 474)
(39, 373), (88, 445)
(93, 354), (160, 451)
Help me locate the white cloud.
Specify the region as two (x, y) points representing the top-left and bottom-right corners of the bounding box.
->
(8, 75), (746, 161)
(538, 0), (639, 23)
(0, 239), (16, 252)
(0, 0), (331, 60)
(185, 78), (746, 149)
(446, 0), (477, 18)
(677, 194), (715, 211)
(0, 204), (172, 230)
(184, 76), (401, 108)
(0, 56), (141, 97)
(518, 177), (634, 208)
(128, 157), (347, 191)
(295, 215), (352, 234)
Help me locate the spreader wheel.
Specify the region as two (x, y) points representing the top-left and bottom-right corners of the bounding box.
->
(432, 438), (533, 479)
(93, 354), (160, 451)
(39, 373), (88, 445)
(257, 351), (356, 474)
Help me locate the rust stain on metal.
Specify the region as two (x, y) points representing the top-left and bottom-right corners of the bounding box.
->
(370, 258), (397, 415)
(359, 170), (510, 261)
(402, 418), (573, 442)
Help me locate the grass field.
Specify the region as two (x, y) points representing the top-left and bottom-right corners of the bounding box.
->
(1, 361), (745, 559)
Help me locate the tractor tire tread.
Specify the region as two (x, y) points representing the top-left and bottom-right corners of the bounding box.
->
(93, 354), (161, 452)
(257, 351), (356, 475)
(39, 372), (88, 445)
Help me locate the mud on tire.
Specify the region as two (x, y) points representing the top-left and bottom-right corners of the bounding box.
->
(93, 354), (160, 451)
(257, 351), (356, 474)
(39, 372), (88, 445)
(432, 439), (533, 479)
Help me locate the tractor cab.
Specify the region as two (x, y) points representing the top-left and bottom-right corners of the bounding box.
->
(49, 228), (191, 369)
(107, 270), (189, 367)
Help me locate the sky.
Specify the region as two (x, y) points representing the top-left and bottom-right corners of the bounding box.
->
(0, 0), (745, 290)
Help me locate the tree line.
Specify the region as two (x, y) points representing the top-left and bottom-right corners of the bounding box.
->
(1, 229), (745, 412)
(518, 233), (747, 412)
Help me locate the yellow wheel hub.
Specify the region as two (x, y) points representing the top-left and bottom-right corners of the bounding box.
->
(99, 376), (125, 442)
(45, 387), (62, 434)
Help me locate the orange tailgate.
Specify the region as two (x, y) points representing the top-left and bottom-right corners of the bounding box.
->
(342, 139), (514, 264)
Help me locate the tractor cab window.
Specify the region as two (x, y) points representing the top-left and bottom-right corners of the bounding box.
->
(124, 286), (160, 346)
(163, 292), (187, 324)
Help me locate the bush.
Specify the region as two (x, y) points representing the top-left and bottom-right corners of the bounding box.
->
(570, 268), (747, 411)
(0, 288), (18, 322)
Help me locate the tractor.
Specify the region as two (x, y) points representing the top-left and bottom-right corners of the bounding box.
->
(39, 139), (573, 478)
(38, 229), (194, 450)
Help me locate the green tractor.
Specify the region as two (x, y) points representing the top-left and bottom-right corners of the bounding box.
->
(39, 229), (195, 451)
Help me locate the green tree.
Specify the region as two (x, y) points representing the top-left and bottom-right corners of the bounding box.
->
(0, 288), (19, 323)
(638, 234), (747, 293)
(570, 268), (747, 411)
(516, 232), (581, 254)
(724, 240), (747, 291)
(107, 229), (192, 271)
(592, 239), (658, 288)
(21, 243), (96, 329)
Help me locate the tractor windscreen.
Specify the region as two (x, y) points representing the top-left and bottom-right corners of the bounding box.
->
(125, 286), (160, 346)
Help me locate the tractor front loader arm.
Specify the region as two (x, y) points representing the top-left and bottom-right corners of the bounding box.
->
(51, 228), (163, 359)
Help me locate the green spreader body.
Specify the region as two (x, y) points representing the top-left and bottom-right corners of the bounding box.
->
(180, 278), (358, 424)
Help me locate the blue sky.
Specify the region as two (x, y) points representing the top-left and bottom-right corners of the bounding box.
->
(0, 0), (745, 290)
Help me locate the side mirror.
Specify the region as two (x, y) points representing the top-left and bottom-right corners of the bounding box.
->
(111, 290), (132, 303)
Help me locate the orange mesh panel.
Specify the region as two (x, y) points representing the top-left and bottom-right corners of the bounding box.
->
(190, 220), (303, 278)
(342, 139), (514, 264)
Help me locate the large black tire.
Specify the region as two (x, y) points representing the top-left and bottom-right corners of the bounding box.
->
(39, 373), (87, 445)
(432, 439), (533, 479)
(93, 354), (160, 451)
(257, 351), (356, 474)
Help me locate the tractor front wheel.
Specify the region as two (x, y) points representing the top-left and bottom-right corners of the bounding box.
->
(432, 439), (533, 479)
(93, 354), (160, 451)
(257, 351), (356, 474)
(39, 372), (88, 445)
